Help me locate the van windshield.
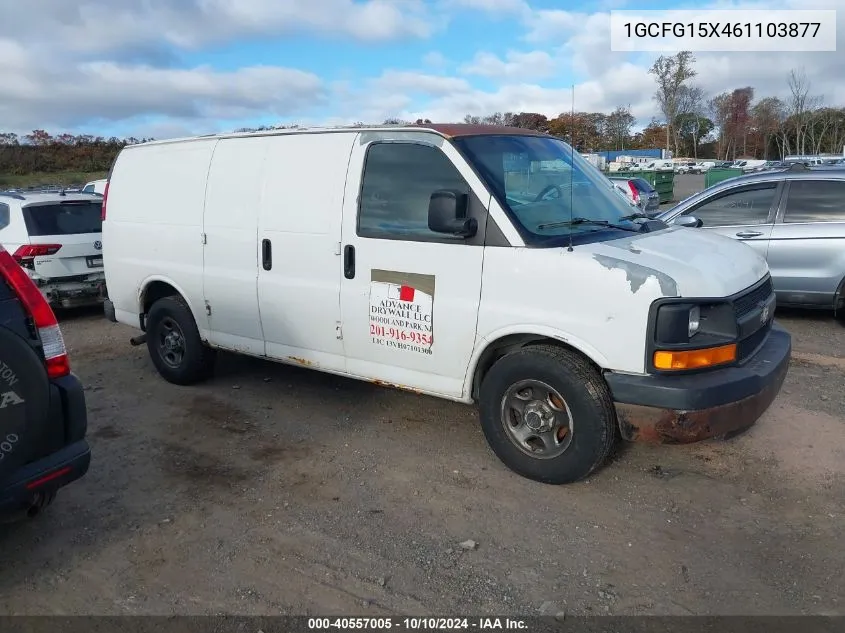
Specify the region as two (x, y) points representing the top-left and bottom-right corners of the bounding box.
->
(22, 201), (103, 236)
(453, 134), (645, 246)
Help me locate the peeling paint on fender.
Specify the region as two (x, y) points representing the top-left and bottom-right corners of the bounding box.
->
(593, 254), (678, 296)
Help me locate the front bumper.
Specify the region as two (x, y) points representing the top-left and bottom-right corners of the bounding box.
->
(605, 323), (791, 444)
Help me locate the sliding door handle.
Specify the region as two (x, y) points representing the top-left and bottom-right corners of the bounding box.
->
(262, 239), (272, 270)
(735, 231), (763, 238)
(343, 244), (355, 279)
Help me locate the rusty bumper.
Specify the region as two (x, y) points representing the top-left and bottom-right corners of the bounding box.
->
(605, 323), (791, 445)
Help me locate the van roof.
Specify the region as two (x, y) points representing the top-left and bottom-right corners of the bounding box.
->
(122, 123), (551, 149)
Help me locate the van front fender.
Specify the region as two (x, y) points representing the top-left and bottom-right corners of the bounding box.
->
(462, 325), (611, 402)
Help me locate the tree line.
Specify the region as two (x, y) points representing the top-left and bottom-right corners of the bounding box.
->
(0, 130), (150, 176)
(646, 52), (845, 160)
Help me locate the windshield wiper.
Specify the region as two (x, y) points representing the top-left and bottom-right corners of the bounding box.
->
(537, 217), (641, 232)
(618, 212), (651, 222)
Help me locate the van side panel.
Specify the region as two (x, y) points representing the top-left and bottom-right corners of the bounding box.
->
(256, 132), (356, 372)
(202, 136), (269, 355)
(103, 139), (217, 330)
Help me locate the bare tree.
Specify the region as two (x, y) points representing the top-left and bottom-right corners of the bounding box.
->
(676, 85), (704, 158)
(648, 51), (697, 155)
(708, 92), (732, 160)
(787, 68), (821, 155)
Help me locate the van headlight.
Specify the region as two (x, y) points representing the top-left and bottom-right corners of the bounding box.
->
(650, 301), (738, 372)
(688, 306), (701, 337)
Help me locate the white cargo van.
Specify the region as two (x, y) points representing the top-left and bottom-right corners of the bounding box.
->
(101, 124), (791, 484)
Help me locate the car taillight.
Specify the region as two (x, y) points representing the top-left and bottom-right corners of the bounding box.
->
(101, 181), (109, 221)
(12, 244), (63, 269)
(0, 246), (70, 378)
(627, 181), (640, 202)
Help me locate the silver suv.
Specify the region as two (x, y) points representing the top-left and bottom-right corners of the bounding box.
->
(658, 171), (845, 314)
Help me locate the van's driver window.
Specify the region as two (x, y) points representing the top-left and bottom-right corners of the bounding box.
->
(358, 142), (470, 241)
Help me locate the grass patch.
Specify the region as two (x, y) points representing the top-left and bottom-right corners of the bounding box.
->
(0, 171), (108, 189)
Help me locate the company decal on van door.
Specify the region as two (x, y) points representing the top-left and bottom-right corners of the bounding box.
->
(369, 270), (434, 355)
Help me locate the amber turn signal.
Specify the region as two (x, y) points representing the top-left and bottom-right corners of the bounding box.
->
(653, 343), (737, 370)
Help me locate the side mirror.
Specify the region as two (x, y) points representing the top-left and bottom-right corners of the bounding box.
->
(428, 190), (477, 237)
(673, 215), (703, 228)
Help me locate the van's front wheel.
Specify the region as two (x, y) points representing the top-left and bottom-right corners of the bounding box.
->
(146, 296), (216, 385)
(478, 345), (618, 484)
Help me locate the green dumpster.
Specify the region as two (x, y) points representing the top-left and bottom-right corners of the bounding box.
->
(609, 170), (675, 204)
(705, 168), (744, 188)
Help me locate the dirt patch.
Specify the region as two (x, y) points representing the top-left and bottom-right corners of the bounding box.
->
(744, 402), (845, 488)
(0, 307), (844, 616)
(91, 424), (123, 440)
(158, 441), (257, 489)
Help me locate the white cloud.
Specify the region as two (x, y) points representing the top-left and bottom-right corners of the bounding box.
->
(0, 0), (434, 54)
(445, 0), (529, 13)
(371, 71), (472, 96)
(0, 0), (843, 139)
(422, 51), (450, 68)
(0, 56), (325, 131)
(460, 50), (557, 80)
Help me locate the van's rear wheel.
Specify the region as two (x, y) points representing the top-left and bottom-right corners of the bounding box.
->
(146, 296), (216, 385)
(478, 345), (618, 484)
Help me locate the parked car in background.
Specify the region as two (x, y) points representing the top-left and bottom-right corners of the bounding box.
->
(0, 241), (91, 521)
(0, 191), (106, 309)
(608, 177), (660, 215)
(674, 161), (696, 174)
(732, 159), (768, 173)
(658, 171), (845, 314)
(82, 179), (107, 195)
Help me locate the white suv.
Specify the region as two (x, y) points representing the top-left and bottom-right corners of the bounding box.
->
(0, 191), (105, 309)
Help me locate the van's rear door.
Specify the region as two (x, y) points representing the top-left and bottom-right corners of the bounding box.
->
(20, 199), (103, 279)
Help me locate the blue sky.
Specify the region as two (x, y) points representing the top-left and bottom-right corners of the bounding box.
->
(0, 0), (842, 139)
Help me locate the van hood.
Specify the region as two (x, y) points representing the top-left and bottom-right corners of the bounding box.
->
(591, 226), (769, 298)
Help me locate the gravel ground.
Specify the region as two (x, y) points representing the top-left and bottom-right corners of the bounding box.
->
(0, 302), (842, 617)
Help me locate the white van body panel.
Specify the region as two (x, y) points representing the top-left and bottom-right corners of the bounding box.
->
(257, 132), (356, 373)
(103, 127), (773, 405)
(338, 132), (489, 398)
(103, 139), (216, 333)
(202, 136), (266, 356)
(469, 225), (768, 383)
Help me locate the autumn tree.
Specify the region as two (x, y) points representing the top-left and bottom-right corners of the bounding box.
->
(648, 51), (697, 155)
(751, 97), (785, 159)
(604, 106), (635, 150)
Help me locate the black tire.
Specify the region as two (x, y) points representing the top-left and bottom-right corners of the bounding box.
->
(0, 326), (51, 481)
(146, 296), (216, 385)
(478, 344), (618, 484)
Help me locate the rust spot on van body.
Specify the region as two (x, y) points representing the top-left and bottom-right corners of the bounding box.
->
(370, 379), (422, 395)
(615, 359), (787, 444)
(288, 357), (314, 367)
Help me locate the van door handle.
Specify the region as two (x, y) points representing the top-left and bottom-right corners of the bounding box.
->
(343, 245), (355, 279)
(735, 231), (763, 238)
(262, 239), (272, 270)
